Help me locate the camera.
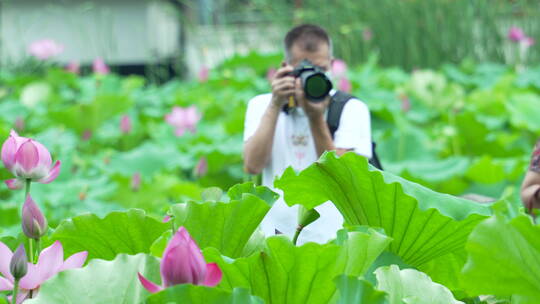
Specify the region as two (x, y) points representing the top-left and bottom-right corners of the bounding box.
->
(288, 59), (333, 103)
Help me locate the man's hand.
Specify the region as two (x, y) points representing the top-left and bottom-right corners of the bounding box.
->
(295, 78), (330, 120)
(270, 64), (295, 109)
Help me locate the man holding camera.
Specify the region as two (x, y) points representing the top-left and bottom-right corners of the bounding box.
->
(243, 24), (372, 243)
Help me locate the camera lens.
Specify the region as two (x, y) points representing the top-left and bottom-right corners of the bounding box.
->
(304, 73), (331, 101)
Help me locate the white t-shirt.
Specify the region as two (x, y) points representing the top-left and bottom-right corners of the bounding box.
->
(243, 90), (372, 244)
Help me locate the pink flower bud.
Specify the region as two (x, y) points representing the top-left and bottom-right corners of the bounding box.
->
(363, 28), (373, 42)
(14, 117), (25, 132)
(400, 95), (411, 112)
(93, 58), (110, 75)
(10, 245), (28, 280)
(198, 66), (209, 82)
(508, 26), (526, 42)
(524, 36), (535, 47)
(82, 129), (92, 141)
(131, 172), (141, 192)
(266, 68), (277, 82)
(138, 227), (222, 293)
(66, 61), (80, 74)
(1, 130), (61, 189)
(338, 77), (352, 93)
(120, 115), (132, 134)
(195, 157), (208, 177)
(332, 59), (347, 77)
(163, 215), (172, 223)
(22, 195), (48, 239)
(28, 39), (64, 60)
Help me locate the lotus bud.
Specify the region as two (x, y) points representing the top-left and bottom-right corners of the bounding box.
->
(508, 26), (525, 42)
(22, 195), (48, 240)
(93, 58), (110, 75)
(9, 245), (28, 280)
(14, 117), (25, 132)
(131, 172), (141, 192)
(66, 61), (80, 74)
(338, 77), (352, 93)
(198, 66), (209, 82)
(120, 115), (132, 134)
(195, 157), (208, 177)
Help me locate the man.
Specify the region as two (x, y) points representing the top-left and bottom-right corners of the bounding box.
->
(243, 24), (372, 243)
(521, 139), (540, 212)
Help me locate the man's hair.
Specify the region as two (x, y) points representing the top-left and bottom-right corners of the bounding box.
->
(284, 24), (332, 62)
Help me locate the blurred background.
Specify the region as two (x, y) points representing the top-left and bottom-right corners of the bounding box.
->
(0, 0), (539, 233)
(2, 0), (539, 78)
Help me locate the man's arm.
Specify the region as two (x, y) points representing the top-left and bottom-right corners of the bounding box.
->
(296, 79), (359, 157)
(244, 104), (281, 174)
(244, 64), (295, 174)
(307, 114), (350, 157)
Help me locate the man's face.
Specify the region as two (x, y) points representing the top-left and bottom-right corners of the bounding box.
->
(288, 42), (332, 71)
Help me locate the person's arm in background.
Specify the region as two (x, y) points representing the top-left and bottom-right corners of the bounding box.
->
(244, 64), (295, 174)
(521, 141), (540, 210)
(521, 171), (540, 209)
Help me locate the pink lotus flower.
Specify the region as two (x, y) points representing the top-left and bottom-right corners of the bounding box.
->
(0, 241), (87, 303)
(162, 215), (172, 223)
(120, 115), (132, 134)
(198, 66), (209, 82)
(138, 227), (222, 293)
(28, 39), (64, 60)
(1, 130), (61, 190)
(22, 195), (48, 240)
(66, 61), (80, 74)
(93, 58), (110, 75)
(195, 157), (208, 177)
(332, 59), (347, 77)
(338, 77), (352, 93)
(508, 26), (526, 42)
(165, 106), (201, 137)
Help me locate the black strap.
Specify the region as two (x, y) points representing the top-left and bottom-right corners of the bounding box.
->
(327, 91), (353, 139)
(326, 90), (383, 170)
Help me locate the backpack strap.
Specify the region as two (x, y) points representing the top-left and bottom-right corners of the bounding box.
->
(327, 90), (353, 139)
(326, 90), (383, 170)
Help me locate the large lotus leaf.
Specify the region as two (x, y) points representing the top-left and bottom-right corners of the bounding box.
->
(48, 94), (132, 134)
(375, 265), (463, 304)
(334, 275), (388, 304)
(25, 254), (160, 304)
(461, 213), (540, 303)
(47, 209), (168, 260)
(147, 286), (264, 304)
(204, 228), (391, 304)
(274, 152), (491, 287)
(106, 142), (194, 177)
(507, 93), (540, 132)
(171, 183), (277, 258)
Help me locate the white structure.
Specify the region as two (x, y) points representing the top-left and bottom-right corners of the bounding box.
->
(0, 0), (283, 76)
(0, 0), (180, 65)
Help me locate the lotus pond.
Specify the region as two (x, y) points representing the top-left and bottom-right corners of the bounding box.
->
(0, 53), (538, 303)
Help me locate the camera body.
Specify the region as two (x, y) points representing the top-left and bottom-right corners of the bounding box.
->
(288, 59), (333, 103)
